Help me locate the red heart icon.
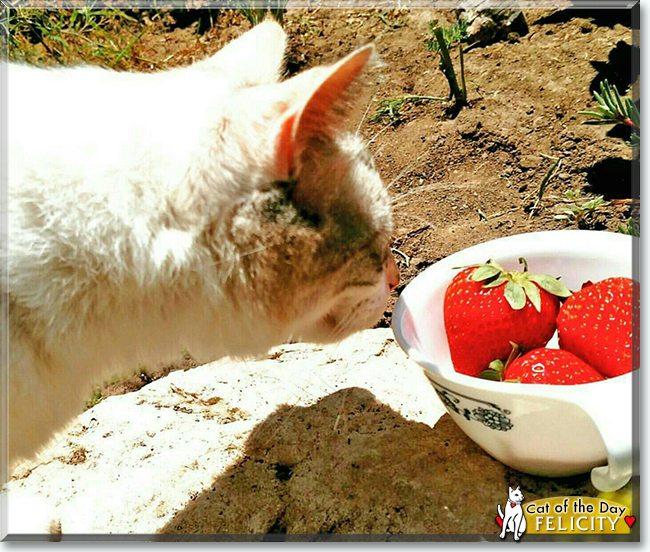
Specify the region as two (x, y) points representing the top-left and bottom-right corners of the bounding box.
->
(496, 516), (503, 528)
(625, 516), (636, 528)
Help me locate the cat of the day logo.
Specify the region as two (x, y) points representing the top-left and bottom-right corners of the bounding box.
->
(495, 491), (635, 539)
(496, 486), (527, 541)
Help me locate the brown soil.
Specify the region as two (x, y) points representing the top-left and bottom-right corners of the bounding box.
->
(10, 8), (636, 393)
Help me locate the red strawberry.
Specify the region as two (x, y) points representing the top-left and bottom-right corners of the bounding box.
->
(557, 277), (639, 378)
(503, 348), (605, 385)
(444, 258), (571, 377)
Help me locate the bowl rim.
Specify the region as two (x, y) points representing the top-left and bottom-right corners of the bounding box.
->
(392, 229), (634, 401)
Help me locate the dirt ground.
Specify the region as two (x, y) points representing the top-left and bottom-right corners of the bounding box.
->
(8, 7), (637, 390)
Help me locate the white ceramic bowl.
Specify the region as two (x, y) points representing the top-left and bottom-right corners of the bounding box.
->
(392, 230), (636, 491)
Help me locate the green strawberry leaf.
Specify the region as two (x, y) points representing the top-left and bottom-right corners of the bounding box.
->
(529, 274), (572, 298)
(488, 359), (505, 372)
(522, 280), (542, 312)
(482, 276), (508, 289)
(479, 369), (503, 381)
(471, 264), (501, 282)
(504, 280), (526, 310)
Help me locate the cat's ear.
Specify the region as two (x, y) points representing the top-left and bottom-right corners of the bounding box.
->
(196, 20), (286, 86)
(516, 486), (520, 491)
(272, 45), (375, 181)
(509, 486), (513, 493)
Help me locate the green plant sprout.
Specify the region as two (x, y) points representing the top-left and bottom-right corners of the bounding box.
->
(579, 80), (640, 147)
(378, 12), (407, 29)
(370, 94), (447, 123)
(554, 189), (604, 226)
(530, 156), (562, 216)
(426, 19), (467, 53)
(428, 20), (467, 110)
(618, 217), (640, 237)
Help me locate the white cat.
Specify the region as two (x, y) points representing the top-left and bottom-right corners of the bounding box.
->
(498, 486), (527, 541)
(4, 21), (398, 467)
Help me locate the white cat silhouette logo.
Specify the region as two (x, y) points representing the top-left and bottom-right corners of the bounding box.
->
(497, 486), (527, 541)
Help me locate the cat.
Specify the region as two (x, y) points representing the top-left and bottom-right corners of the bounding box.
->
(4, 20), (399, 468)
(498, 486), (527, 541)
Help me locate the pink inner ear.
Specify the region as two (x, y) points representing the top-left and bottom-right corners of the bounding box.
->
(274, 112), (297, 181)
(272, 45), (373, 181)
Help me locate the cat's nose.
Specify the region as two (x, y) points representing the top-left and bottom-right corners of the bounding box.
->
(385, 252), (400, 292)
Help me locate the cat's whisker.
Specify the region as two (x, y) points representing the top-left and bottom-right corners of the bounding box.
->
(355, 97), (375, 138)
(385, 153), (427, 190)
(328, 307), (358, 341)
(364, 119), (396, 148)
(395, 211), (432, 227)
(391, 182), (443, 208)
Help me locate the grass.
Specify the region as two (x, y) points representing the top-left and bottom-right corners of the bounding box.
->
(3, 8), (148, 68)
(234, 1), (287, 26)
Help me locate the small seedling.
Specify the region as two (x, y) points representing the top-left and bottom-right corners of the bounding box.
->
(428, 20), (468, 111)
(530, 156), (562, 216)
(618, 217), (640, 237)
(370, 94), (446, 123)
(378, 11), (407, 29)
(579, 80), (640, 147)
(554, 189), (604, 226)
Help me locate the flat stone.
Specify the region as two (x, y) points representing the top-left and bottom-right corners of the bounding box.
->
(4, 329), (593, 537)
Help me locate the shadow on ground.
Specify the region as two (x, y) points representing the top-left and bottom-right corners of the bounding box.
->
(589, 41), (640, 94)
(155, 387), (594, 540)
(585, 157), (633, 200)
(534, 9), (631, 29)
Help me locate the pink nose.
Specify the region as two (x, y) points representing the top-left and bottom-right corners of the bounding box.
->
(385, 253), (400, 292)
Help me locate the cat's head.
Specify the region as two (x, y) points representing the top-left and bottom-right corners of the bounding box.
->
(508, 486), (524, 503)
(202, 22), (398, 346)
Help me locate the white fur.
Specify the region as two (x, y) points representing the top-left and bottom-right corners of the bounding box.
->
(4, 22), (394, 465)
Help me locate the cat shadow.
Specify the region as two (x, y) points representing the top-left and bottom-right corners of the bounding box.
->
(154, 387), (593, 540)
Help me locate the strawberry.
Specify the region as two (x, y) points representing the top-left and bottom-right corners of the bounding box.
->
(557, 277), (639, 378)
(444, 258), (571, 377)
(501, 348), (605, 385)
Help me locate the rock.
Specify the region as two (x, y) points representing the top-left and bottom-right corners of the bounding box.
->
(4, 329), (594, 537)
(519, 155), (540, 170)
(461, 9), (529, 47)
